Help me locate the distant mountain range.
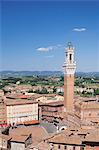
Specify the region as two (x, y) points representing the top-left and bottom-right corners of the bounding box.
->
(0, 71), (99, 78)
(0, 71), (62, 78)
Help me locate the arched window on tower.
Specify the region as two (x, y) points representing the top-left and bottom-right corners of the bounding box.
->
(69, 54), (72, 63)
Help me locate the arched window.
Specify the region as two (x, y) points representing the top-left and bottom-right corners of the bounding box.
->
(70, 54), (72, 61)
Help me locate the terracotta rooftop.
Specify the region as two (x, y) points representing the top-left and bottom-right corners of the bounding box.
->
(83, 129), (99, 143)
(0, 134), (11, 141)
(17, 95), (29, 99)
(6, 93), (30, 99)
(79, 97), (96, 101)
(23, 120), (39, 125)
(9, 126), (49, 145)
(47, 128), (99, 145)
(39, 101), (64, 107)
(48, 133), (83, 145)
(10, 127), (31, 136)
(4, 98), (38, 106)
(81, 101), (99, 109)
(42, 94), (57, 97)
(10, 134), (31, 143)
(56, 111), (79, 119)
(30, 94), (43, 99)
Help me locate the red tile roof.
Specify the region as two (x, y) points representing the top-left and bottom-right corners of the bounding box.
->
(24, 120), (39, 125)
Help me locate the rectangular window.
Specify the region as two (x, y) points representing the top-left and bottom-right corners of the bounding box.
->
(64, 145), (67, 149)
(58, 145), (61, 149)
(73, 146), (75, 150)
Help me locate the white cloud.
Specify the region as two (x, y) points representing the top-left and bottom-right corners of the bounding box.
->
(36, 44), (63, 52)
(73, 28), (86, 32)
(36, 46), (54, 52)
(36, 47), (49, 52)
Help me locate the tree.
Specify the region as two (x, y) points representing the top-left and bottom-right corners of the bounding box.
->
(94, 89), (99, 95)
(60, 76), (64, 81)
(40, 87), (48, 94)
(58, 92), (64, 96)
(34, 87), (48, 94)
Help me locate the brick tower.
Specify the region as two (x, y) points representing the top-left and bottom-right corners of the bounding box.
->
(63, 42), (76, 112)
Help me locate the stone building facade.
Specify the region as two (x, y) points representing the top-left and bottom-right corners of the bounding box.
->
(6, 99), (38, 125)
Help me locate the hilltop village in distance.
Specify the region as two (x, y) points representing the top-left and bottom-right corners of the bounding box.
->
(0, 43), (99, 150)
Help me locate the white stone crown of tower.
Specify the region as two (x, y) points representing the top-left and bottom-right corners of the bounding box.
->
(63, 42), (76, 75)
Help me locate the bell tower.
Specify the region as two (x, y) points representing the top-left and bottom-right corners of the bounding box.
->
(63, 42), (76, 112)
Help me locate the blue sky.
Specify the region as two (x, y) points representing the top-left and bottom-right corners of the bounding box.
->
(1, 0), (99, 72)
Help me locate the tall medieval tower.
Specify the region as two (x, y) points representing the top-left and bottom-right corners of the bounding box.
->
(63, 42), (76, 112)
